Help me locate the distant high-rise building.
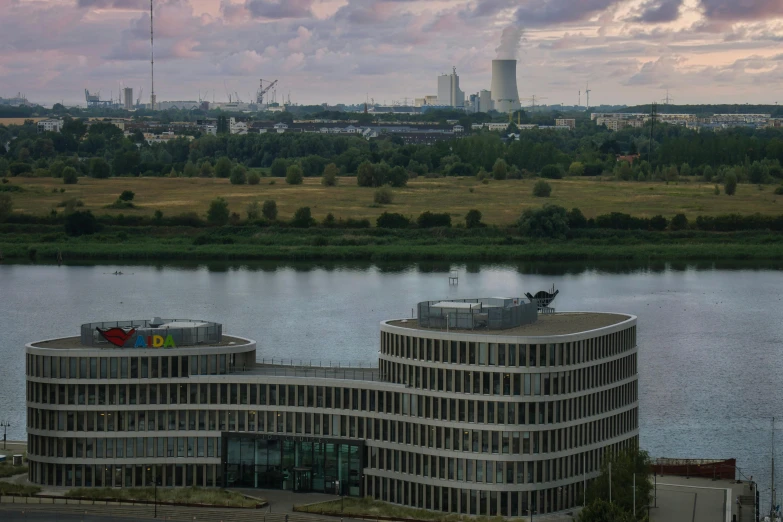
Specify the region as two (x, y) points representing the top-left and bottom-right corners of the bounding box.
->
(437, 67), (465, 108)
(123, 88), (133, 110)
(479, 90), (493, 113)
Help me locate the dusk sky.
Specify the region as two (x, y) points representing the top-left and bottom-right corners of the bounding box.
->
(2, 0), (783, 107)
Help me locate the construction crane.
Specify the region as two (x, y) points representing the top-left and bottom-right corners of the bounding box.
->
(256, 79), (278, 106)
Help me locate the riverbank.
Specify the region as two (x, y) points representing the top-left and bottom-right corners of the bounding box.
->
(2, 225), (783, 262)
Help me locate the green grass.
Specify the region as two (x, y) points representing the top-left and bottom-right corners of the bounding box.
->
(0, 462), (28, 478)
(65, 486), (261, 508)
(0, 483), (41, 496)
(5, 175), (783, 226)
(297, 496), (513, 522)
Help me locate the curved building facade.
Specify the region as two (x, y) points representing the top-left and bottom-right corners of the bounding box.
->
(26, 301), (638, 517)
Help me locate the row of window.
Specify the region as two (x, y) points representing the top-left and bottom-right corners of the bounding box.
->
(28, 379), (637, 427)
(29, 434), (220, 460)
(381, 326), (635, 367)
(382, 353), (636, 394)
(29, 406), (637, 456)
(26, 352), (248, 380)
(28, 462), (221, 488)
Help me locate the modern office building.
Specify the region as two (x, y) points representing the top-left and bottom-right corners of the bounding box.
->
(26, 299), (638, 516)
(437, 67), (465, 108)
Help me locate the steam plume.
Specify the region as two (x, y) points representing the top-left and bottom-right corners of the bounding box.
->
(495, 26), (524, 60)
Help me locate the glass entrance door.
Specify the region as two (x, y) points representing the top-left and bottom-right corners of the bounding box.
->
(294, 468), (312, 492)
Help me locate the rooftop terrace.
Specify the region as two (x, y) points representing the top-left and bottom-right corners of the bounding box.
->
(387, 312), (630, 337)
(31, 335), (249, 350)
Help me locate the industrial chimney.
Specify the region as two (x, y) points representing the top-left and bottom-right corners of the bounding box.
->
(490, 59), (520, 114)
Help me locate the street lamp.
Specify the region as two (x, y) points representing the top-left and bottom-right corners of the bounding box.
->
(0, 421), (9, 450)
(147, 471), (158, 518)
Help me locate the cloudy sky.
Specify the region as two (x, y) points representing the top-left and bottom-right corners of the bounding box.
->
(1, 0), (782, 107)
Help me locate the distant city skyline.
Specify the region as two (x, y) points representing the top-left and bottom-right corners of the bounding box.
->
(1, 0), (782, 108)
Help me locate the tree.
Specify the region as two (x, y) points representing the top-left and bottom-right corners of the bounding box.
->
(262, 200), (278, 221)
(62, 166), (78, 185)
(0, 193), (12, 222)
(465, 209), (483, 228)
(680, 162), (692, 178)
(724, 172), (738, 195)
(387, 166), (409, 187)
(200, 161), (214, 178)
(748, 161), (766, 184)
(376, 212), (410, 229)
(567, 208), (587, 229)
(649, 215), (668, 231)
(247, 172), (261, 185)
(246, 200), (261, 220)
(670, 213), (688, 231)
(89, 157), (111, 179)
(518, 204), (569, 238)
(374, 186), (394, 204)
(417, 211), (451, 228)
(64, 210), (98, 236)
(322, 163), (339, 186)
(540, 164), (562, 179)
(578, 499), (634, 522)
(533, 180), (552, 197)
(183, 161), (198, 178)
(229, 165), (247, 185)
(119, 190), (135, 202)
(300, 155), (327, 177)
(207, 197), (230, 225)
(357, 161), (375, 187)
(702, 165), (714, 182)
(215, 157), (233, 179)
(286, 164), (304, 185)
(492, 158), (508, 180)
(270, 158), (288, 178)
(568, 162), (585, 177)
(291, 206), (315, 228)
(586, 446), (652, 521)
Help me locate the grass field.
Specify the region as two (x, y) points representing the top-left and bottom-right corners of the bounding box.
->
(6, 175), (783, 225)
(65, 486), (261, 508)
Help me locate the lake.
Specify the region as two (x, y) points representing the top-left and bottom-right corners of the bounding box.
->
(2, 260), (782, 505)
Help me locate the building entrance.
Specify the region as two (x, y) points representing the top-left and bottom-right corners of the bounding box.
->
(294, 468), (312, 492)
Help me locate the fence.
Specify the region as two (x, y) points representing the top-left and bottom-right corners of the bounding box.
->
(417, 298), (537, 331)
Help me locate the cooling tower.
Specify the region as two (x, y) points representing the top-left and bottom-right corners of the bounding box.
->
(490, 59), (520, 114)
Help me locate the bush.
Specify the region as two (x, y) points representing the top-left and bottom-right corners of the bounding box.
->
(357, 161), (375, 187)
(9, 162), (32, 176)
(724, 172), (738, 195)
(0, 193), (12, 222)
(247, 172), (261, 185)
(670, 213), (688, 231)
(649, 214), (668, 231)
(285, 164), (304, 185)
(518, 204), (569, 238)
(229, 166), (247, 185)
(567, 208), (587, 229)
(291, 206), (315, 228)
(119, 190), (135, 202)
(377, 212), (410, 229)
(417, 211), (451, 228)
(270, 158), (288, 178)
(533, 180), (552, 197)
(246, 200), (261, 220)
(775, 186), (783, 195)
(89, 157), (111, 179)
(322, 163), (338, 186)
(64, 210), (99, 236)
(199, 161), (213, 178)
(207, 197), (230, 225)
(374, 186), (394, 205)
(262, 200), (277, 221)
(215, 156), (232, 179)
(322, 213), (336, 228)
(492, 159), (508, 180)
(540, 164), (562, 179)
(63, 167), (78, 185)
(465, 209), (482, 228)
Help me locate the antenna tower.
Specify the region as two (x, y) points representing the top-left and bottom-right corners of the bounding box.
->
(647, 102), (657, 168)
(150, 0), (155, 110)
(578, 90), (581, 108)
(661, 89), (674, 111)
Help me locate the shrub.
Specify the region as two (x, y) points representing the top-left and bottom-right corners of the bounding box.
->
(207, 197), (230, 225)
(262, 200), (278, 221)
(57, 198), (84, 210)
(724, 172), (737, 195)
(285, 164), (304, 185)
(183, 161), (198, 178)
(518, 204), (569, 238)
(89, 157), (111, 179)
(492, 159), (508, 180)
(322, 213), (336, 228)
(376, 212), (410, 229)
(567, 207), (587, 229)
(533, 180), (552, 197)
(568, 161), (585, 176)
(417, 211), (451, 228)
(387, 165), (409, 187)
(540, 164), (562, 179)
(670, 213), (688, 231)
(62, 167), (78, 185)
(247, 172), (261, 185)
(9, 162), (32, 176)
(357, 161), (375, 187)
(291, 206), (315, 228)
(465, 209), (482, 228)
(374, 186), (394, 205)
(775, 186), (783, 195)
(270, 158), (288, 178)
(0, 193), (12, 222)
(199, 161), (214, 178)
(229, 166), (247, 185)
(64, 210), (99, 236)
(246, 201), (261, 220)
(119, 190), (135, 202)
(649, 214), (668, 231)
(322, 163), (338, 186)
(215, 156), (232, 179)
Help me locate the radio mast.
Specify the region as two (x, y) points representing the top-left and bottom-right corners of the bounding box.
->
(150, 0), (155, 110)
